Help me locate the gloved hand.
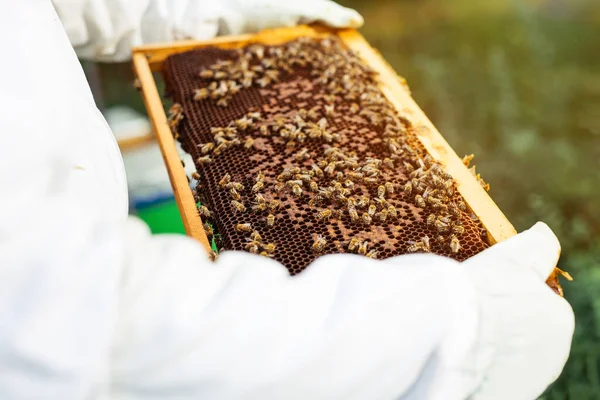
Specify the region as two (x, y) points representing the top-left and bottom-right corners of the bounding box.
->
(52, 0), (363, 62)
(457, 222), (574, 400)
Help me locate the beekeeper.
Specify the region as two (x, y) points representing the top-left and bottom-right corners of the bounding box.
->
(0, 1), (574, 399)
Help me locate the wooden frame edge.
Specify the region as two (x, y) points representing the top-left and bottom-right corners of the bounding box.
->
(132, 53), (212, 252)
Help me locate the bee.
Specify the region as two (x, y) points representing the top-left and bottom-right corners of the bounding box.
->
(364, 177), (378, 186)
(450, 235), (461, 253)
(277, 171), (292, 181)
(421, 236), (431, 251)
(324, 162), (336, 176)
(194, 88), (210, 100)
(358, 240), (369, 255)
(324, 104), (335, 116)
(434, 219), (450, 233)
(229, 188), (241, 201)
(437, 215), (452, 224)
(376, 208), (388, 222)
(244, 137), (255, 149)
(252, 181), (264, 193)
(347, 171), (363, 181)
(427, 197), (442, 208)
(349, 102), (360, 114)
(213, 142), (229, 156)
(263, 243), (276, 253)
(348, 207), (359, 222)
(198, 142), (214, 154)
(250, 231), (263, 242)
(268, 200), (280, 211)
(357, 196), (369, 208)
(309, 181), (319, 192)
(377, 185), (386, 199)
(231, 200), (246, 212)
(347, 238), (361, 252)
(385, 182), (394, 195)
(317, 159), (329, 168)
(203, 222), (214, 236)
(191, 172), (201, 180)
(295, 148), (310, 161)
(297, 174), (313, 183)
(403, 161), (415, 173)
(226, 182), (244, 191)
(311, 164), (324, 178)
(452, 225), (465, 235)
(209, 250), (218, 261)
(235, 116), (253, 130)
(362, 212), (372, 225)
(236, 223), (252, 232)
(255, 170), (265, 182)
(252, 202), (268, 212)
(307, 108), (319, 121)
(259, 125), (269, 136)
(427, 214), (437, 228)
(266, 213), (275, 227)
(366, 249), (378, 259)
(216, 98), (230, 107)
(315, 209), (332, 221)
(199, 205), (211, 218)
(247, 112), (262, 120)
(292, 184), (303, 197)
(411, 178), (420, 190)
(457, 201), (467, 211)
(462, 154), (474, 167)
(259, 251), (271, 257)
(197, 156), (212, 164)
(312, 234), (328, 253)
(436, 235), (447, 244)
(407, 241), (428, 253)
(383, 158), (394, 169)
(213, 70), (227, 80)
(367, 204), (377, 217)
(273, 182), (285, 192)
(245, 241), (260, 254)
(415, 194), (426, 208)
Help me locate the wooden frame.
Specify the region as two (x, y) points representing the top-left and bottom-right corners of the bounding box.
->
(132, 25), (517, 255)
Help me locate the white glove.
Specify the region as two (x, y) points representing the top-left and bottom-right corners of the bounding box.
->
(52, 0), (363, 62)
(460, 222), (575, 400)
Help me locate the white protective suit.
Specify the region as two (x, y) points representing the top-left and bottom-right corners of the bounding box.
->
(0, 1), (574, 399)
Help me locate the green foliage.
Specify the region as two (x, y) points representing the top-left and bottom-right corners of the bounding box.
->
(346, 0), (600, 396)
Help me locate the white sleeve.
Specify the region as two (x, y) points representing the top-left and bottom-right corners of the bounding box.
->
(108, 219), (481, 400)
(51, 0), (363, 62)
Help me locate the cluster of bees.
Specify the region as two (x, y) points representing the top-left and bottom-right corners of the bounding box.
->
(185, 36), (488, 260)
(167, 103), (184, 139)
(194, 45), (294, 107)
(234, 223), (276, 256)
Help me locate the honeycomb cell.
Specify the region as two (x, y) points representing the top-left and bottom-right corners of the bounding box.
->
(163, 37), (489, 274)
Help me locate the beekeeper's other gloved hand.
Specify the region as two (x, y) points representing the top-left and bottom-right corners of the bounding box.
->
(450, 222), (575, 400)
(52, 0), (363, 62)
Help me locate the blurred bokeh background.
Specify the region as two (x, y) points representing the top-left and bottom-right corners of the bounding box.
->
(86, 0), (600, 397)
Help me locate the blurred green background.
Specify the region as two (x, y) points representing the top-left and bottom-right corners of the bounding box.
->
(93, 0), (600, 397)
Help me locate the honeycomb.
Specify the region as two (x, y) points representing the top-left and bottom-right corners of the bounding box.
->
(162, 37), (489, 274)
